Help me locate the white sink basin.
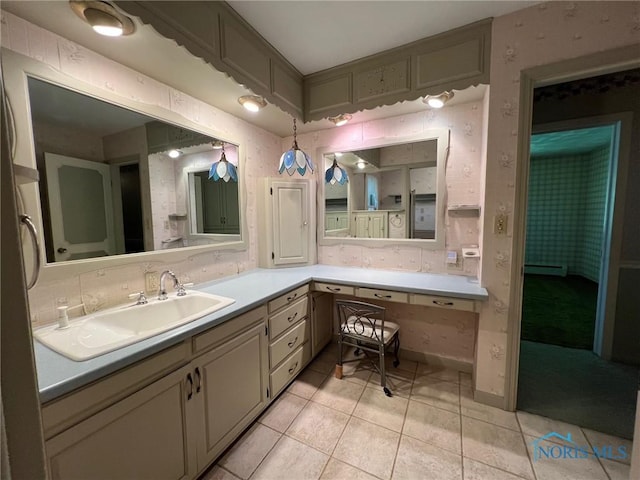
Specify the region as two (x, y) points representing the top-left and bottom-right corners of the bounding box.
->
(34, 291), (235, 361)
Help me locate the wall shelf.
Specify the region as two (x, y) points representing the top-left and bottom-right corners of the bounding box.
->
(448, 205), (481, 216)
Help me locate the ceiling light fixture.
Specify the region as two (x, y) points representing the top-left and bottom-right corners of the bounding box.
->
(356, 160), (366, 170)
(328, 114), (352, 127)
(70, 1), (135, 37)
(238, 95), (267, 112)
(209, 143), (237, 182)
(279, 118), (313, 176)
(168, 149), (181, 159)
(325, 157), (348, 185)
(423, 91), (454, 109)
(212, 140), (224, 149)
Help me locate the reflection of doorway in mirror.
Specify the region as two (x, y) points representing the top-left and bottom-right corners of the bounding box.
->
(366, 175), (379, 210)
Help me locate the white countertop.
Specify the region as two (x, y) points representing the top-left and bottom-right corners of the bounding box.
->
(35, 265), (487, 403)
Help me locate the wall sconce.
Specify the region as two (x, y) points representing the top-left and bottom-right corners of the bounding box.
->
(423, 91), (454, 108)
(209, 143), (237, 182)
(70, 1), (135, 37)
(328, 114), (352, 127)
(325, 156), (348, 185)
(279, 118), (313, 176)
(238, 95), (267, 112)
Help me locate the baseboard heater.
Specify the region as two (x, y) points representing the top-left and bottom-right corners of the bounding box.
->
(524, 263), (568, 276)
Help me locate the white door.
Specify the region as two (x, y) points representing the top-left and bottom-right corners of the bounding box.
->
(45, 153), (116, 261)
(271, 180), (309, 265)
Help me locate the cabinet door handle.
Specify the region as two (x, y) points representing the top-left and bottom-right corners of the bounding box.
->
(287, 312), (298, 323)
(374, 293), (392, 299)
(194, 367), (202, 393)
(326, 286), (341, 292)
(288, 362), (299, 375)
(287, 336), (298, 348)
(433, 300), (454, 307)
(287, 293), (298, 302)
(186, 373), (193, 400)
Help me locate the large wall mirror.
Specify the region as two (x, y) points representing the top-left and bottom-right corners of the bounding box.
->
(318, 129), (449, 248)
(4, 50), (247, 279)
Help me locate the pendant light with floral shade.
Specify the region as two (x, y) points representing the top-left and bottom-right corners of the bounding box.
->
(279, 118), (314, 176)
(324, 155), (348, 185)
(208, 142), (237, 182)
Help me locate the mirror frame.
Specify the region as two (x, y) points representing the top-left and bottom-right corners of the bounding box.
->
(3, 49), (249, 283)
(317, 129), (449, 249)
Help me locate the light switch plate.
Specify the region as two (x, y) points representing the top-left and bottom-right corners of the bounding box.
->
(494, 213), (507, 235)
(145, 271), (159, 293)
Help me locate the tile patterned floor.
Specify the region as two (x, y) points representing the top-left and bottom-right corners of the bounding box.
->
(201, 345), (633, 480)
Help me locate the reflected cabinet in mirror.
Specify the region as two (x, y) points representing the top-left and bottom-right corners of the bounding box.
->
(24, 76), (243, 264)
(319, 130), (448, 248)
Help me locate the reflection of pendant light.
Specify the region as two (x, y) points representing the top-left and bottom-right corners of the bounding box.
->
(279, 118), (314, 176)
(325, 157), (348, 185)
(208, 143), (237, 182)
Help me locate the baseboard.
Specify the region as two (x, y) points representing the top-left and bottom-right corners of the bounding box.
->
(399, 348), (473, 373)
(473, 389), (505, 410)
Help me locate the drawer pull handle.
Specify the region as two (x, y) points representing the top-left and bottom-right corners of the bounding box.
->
(194, 367), (202, 393)
(186, 373), (193, 400)
(287, 293), (298, 302)
(433, 300), (454, 307)
(288, 336), (298, 348)
(288, 362), (299, 375)
(287, 312), (298, 323)
(326, 286), (341, 292)
(374, 293), (392, 299)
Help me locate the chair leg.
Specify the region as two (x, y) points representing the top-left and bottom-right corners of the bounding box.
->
(379, 343), (391, 397)
(335, 336), (344, 379)
(393, 335), (400, 368)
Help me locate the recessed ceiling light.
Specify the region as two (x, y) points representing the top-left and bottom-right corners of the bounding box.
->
(356, 160), (366, 170)
(238, 95), (267, 112)
(168, 149), (181, 158)
(70, 1), (135, 37)
(212, 140), (224, 149)
(329, 114), (352, 127)
(423, 91), (454, 109)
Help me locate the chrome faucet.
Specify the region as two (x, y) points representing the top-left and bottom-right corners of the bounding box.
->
(158, 270), (180, 300)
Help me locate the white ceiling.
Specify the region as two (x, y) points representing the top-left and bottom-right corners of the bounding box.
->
(2, 1), (535, 137)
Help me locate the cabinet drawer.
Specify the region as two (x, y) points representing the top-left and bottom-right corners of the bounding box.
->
(193, 305), (267, 354)
(312, 282), (354, 295)
(269, 296), (308, 340)
(270, 343), (311, 397)
(409, 294), (477, 312)
(356, 287), (408, 304)
(270, 319), (310, 368)
(268, 284), (309, 313)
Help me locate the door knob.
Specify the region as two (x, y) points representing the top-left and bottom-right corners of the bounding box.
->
(57, 247), (67, 253)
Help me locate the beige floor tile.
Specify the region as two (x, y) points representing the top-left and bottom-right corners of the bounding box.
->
(219, 423), (280, 479)
(353, 385), (409, 432)
(311, 376), (365, 414)
(251, 435), (329, 480)
(524, 434), (607, 480)
(462, 417), (534, 480)
(462, 458), (525, 480)
(319, 458), (379, 480)
(339, 360), (374, 386)
(286, 401), (349, 454)
(392, 435), (462, 480)
(333, 417), (400, 479)
(368, 367), (415, 398)
(258, 392), (307, 433)
(460, 385), (520, 432)
(459, 372), (472, 386)
(410, 377), (460, 414)
(415, 364), (461, 384)
(287, 369), (328, 400)
(600, 458), (631, 480)
(582, 428), (632, 465)
(403, 400), (461, 454)
(200, 465), (241, 480)
(516, 411), (588, 446)
(307, 356), (335, 376)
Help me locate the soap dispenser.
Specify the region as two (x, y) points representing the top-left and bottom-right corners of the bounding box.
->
(56, 306), (70, 329)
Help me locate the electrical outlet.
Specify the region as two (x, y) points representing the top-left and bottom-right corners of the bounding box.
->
(494, 213), (507, 235)
(145, 271), (159, 293)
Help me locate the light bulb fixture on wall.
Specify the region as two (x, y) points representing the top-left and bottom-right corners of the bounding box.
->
(70, 1), (135, 37)
(423, 91), (454, 109)
(328, 114), (352, 127)
(209, 143), (237, 182)
(238, 95), (267, 112)
(325, 156), (348, 185)
(168, 149), (182, 159)
(279, 118), (314, 176)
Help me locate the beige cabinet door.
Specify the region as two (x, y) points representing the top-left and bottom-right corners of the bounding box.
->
(271, 180), (309, 265)
(193, 322), (269, 471)
(368, 212), (388, 238)
(311, 292), (333, 357)
(353, 213), (369, 238)
(45, 365), (196, 480)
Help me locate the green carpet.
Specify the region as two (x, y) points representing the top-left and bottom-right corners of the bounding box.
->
(521, 274), (598, 350)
